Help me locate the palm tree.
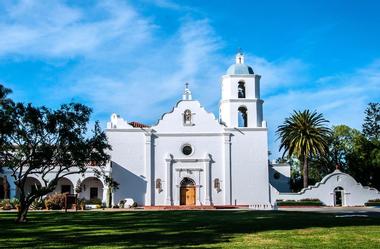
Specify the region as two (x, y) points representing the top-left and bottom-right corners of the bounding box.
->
(277, 110), (331, 188)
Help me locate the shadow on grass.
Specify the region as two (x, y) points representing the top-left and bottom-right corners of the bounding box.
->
(0, 210), (379, 248)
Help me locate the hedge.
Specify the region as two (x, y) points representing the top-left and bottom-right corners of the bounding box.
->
(276, 199), (324, 206)
(365, 199), (380, 206)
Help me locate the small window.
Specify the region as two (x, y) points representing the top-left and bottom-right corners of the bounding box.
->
(182, 145), (193, 156)
(183, 109), (192, 125)
(238, 82), (246, 98)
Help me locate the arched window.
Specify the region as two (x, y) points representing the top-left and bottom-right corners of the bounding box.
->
(238, 106), (248, 127)
(238, 81), (246, 98)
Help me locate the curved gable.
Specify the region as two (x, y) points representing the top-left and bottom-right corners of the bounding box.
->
(153, 100), (224, 133)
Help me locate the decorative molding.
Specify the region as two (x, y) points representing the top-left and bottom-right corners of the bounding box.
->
(225, 127), (267, 131)
(175, 185), (202, 188)
(156, 132), (232, 137)
(220, 99), (264, 104)
(222, 74), (257, 79)
(175, 168), (203, 172)
(170, 158), (210, 163)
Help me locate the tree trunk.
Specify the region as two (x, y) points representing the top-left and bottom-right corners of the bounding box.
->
(303, 155), (308, 188)
(16, 202), (30, 223)
(3, 177), (9, 199)
(107, 188), (112, 208)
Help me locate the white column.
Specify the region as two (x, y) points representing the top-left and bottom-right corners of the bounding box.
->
(144, 134), (152, 206)
(204, 156), (211, 205)
(224, 134), (232, 205)
(111, 191), (115, 207)
(165, 156), (173, 205)
(102, 186), (109, 206)
(174, 170), (180, 205)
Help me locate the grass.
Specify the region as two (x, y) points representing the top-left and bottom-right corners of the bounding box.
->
(0, 210), (379, 248)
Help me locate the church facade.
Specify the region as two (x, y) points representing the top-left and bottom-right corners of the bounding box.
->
(107, 53), (272, 207)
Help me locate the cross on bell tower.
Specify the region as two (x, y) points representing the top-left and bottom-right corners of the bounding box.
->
(236, 48), (244, 64)
(182, 82), (192, 100)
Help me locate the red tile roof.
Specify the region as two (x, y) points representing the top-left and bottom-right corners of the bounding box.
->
(128, 121), (150, 128)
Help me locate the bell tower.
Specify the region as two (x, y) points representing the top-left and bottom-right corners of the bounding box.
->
(219, 52), (265, 128)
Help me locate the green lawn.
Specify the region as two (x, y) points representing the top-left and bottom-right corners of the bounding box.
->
(0, 210), (379, 248)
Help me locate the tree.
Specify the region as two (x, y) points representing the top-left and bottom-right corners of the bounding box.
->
(362, 102), (380, 141)
(277, 110), (330, 188)
(307, 125), (361, 182)
(307, 124), (380, 189)
(0, 84), (111, 222)
(0, 85), (14, 199)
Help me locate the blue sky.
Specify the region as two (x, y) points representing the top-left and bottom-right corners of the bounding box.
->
(0, 0), (379, 159)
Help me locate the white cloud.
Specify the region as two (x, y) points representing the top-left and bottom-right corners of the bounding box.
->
(250, 56), (309, 93)
(0, 0), (153, 58)
(56, 18), (224, 123)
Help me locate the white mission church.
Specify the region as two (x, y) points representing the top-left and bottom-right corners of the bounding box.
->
(1, 52), (379, 208)
(108, 52), (271, 207)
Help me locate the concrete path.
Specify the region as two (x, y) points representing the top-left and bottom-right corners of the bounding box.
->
(278, 206), (380, 217)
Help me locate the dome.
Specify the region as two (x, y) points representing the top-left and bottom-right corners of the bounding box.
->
(226, 52), (254, 75)
(226, 63), (254, 75)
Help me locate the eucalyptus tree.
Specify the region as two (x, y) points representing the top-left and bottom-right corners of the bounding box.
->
(277, 110), (331, 188)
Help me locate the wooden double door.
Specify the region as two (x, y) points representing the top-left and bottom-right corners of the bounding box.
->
(180, 186), (196, 205)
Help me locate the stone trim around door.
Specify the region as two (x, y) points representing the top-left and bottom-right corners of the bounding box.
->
(165, 154), (213, 206)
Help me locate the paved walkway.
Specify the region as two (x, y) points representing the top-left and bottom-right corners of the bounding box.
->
(278, 207), (380, 217)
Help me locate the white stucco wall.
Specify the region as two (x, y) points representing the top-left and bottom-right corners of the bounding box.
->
(107, 130), (147, 205)
(271, 170), (380, 206)
(227, 128), (270, 205)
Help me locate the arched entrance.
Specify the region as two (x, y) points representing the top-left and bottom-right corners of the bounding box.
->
(180, 177), (196, 206)
(53, 177), (74, 194)
(80, 177), (104, 201)
(334, 187), (344, 206)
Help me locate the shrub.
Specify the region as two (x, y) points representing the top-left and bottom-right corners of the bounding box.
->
(10, 198), (20, 209)
(78, 198), (86, 210)
(30, 197), (45, 210)
(365, 199), (380, 206)
(85, 198), (102, 205)
(45, 193), (66, 210)
(1, 199), (12, 210)
(276, 199), (324, 206)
